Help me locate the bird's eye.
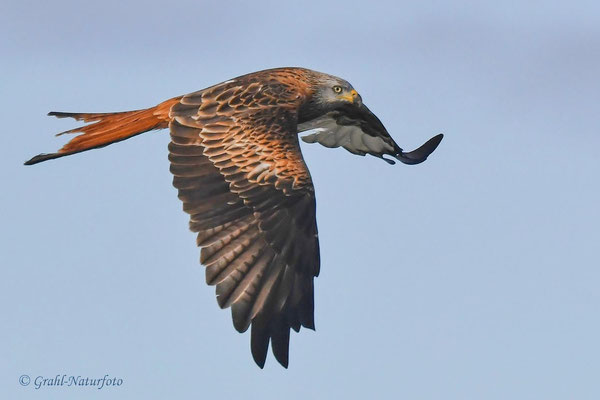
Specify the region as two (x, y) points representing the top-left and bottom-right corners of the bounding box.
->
(332, 85), (343, 94)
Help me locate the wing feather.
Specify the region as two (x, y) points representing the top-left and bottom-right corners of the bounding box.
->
(167, 71), (319, 368)
(299, 104), (443, 164)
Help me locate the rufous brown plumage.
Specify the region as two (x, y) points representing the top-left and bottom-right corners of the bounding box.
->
(25, 67), (443, 368)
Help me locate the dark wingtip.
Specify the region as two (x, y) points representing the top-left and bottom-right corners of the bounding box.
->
(254, 357), (266, 369)
(303, 320), (315, 331)
(395, 133), (444, 165)
(380, 155), (396, 165)
(270, 321), (291, 368)
(273, 347), (289, 369)
(252, 349), (267, 369)
(251, 323), (269, 369)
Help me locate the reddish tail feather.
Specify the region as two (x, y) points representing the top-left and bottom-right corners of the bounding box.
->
(24, 97), (180, 165)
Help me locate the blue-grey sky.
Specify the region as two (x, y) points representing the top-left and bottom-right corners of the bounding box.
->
(2, 1), (599, 399)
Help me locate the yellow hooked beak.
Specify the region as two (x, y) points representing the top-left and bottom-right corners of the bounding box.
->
(339, 89), (360, 104)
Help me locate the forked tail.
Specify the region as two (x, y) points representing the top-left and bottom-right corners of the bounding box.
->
(24, 97), (181, 165)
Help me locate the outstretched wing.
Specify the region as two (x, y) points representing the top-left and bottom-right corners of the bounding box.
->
(299, 103), (443, 165)
(168, 75), (319, 368)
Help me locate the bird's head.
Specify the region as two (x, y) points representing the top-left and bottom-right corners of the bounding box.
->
(311, 75), (362, 108)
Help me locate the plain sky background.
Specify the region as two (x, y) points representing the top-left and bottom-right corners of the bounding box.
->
(2, 1), (599, 399)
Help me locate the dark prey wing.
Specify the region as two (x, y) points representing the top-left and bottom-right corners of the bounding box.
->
(168, 77), (319, 368)
(299, 103), (443, 165)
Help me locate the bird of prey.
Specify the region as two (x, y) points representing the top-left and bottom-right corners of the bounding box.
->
(25, 67), (443, 368)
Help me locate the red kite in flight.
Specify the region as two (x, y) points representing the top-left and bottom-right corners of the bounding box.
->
(26, 67), (443, 368)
